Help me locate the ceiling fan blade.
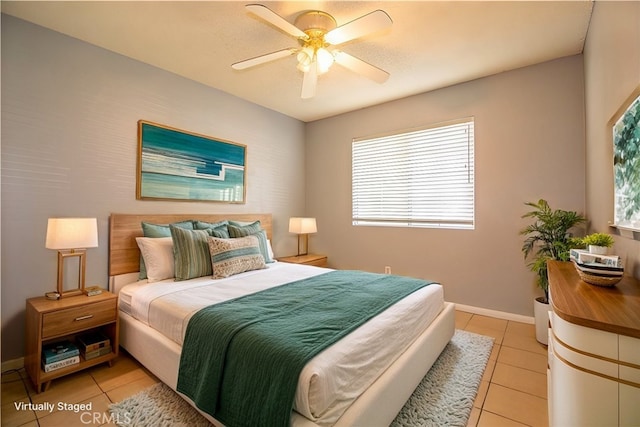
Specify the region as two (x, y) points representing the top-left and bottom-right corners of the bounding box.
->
(301, 62), (318, 99)
(334, 51), (389, 83)
(325, 10), (392, 45)
(246, 4), (308, 39)
(232, 48), (297, 70)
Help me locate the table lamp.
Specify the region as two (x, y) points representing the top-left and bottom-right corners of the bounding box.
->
(289, 217), (317, 256)
(46, 218), (98, 297)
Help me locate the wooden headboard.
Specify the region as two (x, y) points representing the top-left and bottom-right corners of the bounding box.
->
(109, 213), (273, 277)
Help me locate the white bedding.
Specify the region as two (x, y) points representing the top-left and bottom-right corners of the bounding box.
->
(118, 262), (444, 425)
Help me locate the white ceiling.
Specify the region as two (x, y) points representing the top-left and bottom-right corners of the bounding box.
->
(2, 1), (594, 122)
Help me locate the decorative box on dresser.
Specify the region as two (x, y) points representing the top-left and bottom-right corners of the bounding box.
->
(25, 291), (119, 393)
(277, 253), (328, 268)
(547, 260), (640, 427)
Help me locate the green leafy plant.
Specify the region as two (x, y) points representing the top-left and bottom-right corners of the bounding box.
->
(582, 232), (615, 248)
(520, 199), (586, 303)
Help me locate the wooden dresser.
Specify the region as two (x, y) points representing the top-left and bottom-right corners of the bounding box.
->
(547, 260), (640, 426)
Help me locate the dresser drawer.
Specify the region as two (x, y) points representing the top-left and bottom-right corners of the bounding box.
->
(42, 299), (117, 338)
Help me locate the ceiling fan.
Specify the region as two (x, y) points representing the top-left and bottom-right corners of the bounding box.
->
(232, 4), (393, 99)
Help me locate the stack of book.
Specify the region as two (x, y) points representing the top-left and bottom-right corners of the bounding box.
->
(77, 332), (111, 360)
(570, 249), (622, 267)
(570, 249), (624, 287)
(42, 340), (80, 372)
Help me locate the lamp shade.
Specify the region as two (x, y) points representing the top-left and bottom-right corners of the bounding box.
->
(289, 217), (317, 234)
(46, 218), (98, 250)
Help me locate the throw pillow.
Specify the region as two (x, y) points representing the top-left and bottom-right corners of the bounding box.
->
(135, 237), (174, 282)
(170, 226), (212, 280)
(208, 236), (267, 279)
(227, 221), (273, 263)
(138, 220), (194, 279)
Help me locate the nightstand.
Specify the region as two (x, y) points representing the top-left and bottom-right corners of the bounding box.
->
(278, 253), (328, 268)
(25, 291), (119, 392)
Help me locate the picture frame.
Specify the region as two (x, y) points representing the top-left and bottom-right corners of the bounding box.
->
(611, 85), (640, 232)
(137, 120), (246, 203)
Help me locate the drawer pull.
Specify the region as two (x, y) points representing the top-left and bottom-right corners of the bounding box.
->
(74, 314), (94, 321)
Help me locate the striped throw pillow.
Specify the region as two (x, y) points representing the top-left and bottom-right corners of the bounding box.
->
(170, 226), (212, 280)
(227, 221), (273, 263)
(208, 236), (266, 279)
(228, 220), (262, 236)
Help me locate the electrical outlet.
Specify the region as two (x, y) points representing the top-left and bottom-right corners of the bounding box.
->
(384, 266), (391, 274)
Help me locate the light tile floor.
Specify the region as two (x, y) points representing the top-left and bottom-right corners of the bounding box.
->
(458, 311), (549, 427)
(1, 310), (548, 427)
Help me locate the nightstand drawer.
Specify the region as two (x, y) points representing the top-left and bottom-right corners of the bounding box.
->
(277, 254), (328, 267)
(305, 257), (328, 267)
(42, 299), (117, 338)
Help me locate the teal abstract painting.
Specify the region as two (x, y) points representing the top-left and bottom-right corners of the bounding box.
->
(137, 121), (246, 203)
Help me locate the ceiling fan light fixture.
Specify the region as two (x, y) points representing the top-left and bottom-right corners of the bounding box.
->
(296, 46), (314, 72)
(297, 63), (311, 73)
(294, 11), (337, 34)
(316, 48), (334, 74)
(235, 4), (393, 99)
(296, 46), (334, 75)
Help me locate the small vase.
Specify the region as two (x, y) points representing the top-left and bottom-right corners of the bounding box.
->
(588, 245), (608, 255)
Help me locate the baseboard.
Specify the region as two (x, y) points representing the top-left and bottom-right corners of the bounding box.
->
(2, 357), (24, 373)
(455, 303), (534, 324)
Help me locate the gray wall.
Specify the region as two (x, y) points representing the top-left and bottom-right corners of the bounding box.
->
(305, 56), (586, 317)
(584, 1), (640, 277)
(1, 15), (306, 361)
(6, 4), (635, 362)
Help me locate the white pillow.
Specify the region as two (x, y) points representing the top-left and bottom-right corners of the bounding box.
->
(135, 237), (174, 282)
(267, 239), (275, 260)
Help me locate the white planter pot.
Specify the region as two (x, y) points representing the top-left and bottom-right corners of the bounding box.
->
(534, 297), (550, 345)
(588, 245), (608, 255)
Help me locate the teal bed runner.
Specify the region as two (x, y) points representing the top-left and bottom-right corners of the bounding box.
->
(176, 270), (435, 427)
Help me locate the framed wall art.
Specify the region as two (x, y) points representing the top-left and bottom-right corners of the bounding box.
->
(611, 85), (640, 231)
(137, 121), (246, 203)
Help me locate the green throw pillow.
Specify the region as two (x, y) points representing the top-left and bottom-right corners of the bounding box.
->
(194, 220), (229, 235)
(194, 220), (230, 239)
(227, 221), (273, 263)
(169, 226), (212, 280)
(228, 220), (262, 236)
(206, 226), (231, 239)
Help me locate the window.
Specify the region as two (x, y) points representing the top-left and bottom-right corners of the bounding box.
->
(352, 118), (475, 229)
(612, 86), (640, 231)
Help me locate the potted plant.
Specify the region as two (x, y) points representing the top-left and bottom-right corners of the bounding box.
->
(520, 199), (585, 344)
(582, 232), (615, 255)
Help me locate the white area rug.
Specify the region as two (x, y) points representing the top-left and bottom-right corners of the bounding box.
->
(109, 381), (210, 427)
(109, 329), (493, 427)
(391, 329), (494, 426)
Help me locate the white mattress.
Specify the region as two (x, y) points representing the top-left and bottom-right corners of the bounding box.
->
(118, 263), (444, 425)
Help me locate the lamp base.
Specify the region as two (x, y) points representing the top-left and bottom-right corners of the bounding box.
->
(297, 234), (310, 257)
(56, 249), (86, 298)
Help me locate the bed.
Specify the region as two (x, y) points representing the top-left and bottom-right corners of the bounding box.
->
(108, 213), (455, 427)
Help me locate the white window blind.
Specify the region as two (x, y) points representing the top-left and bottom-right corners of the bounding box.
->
(352, 118), (475, 229)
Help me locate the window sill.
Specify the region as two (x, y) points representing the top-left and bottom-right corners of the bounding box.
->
(609, 223), (640, 241)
